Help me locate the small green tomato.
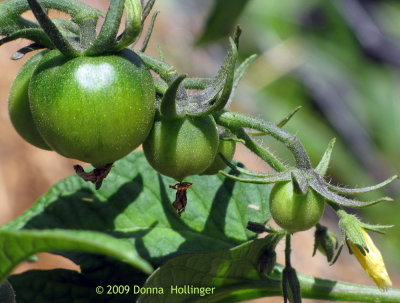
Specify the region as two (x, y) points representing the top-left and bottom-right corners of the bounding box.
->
(143, 114), (219, 181)
(8, 50), (51, 150)
(269, 181), (325, 233)
(202, 139), (236, 175)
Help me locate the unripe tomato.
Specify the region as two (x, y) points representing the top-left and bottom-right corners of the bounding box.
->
(269, 181), (325, 233)
(143, 114), (219, 181)
(29, 49), (155, 167)
(202, 139), (236, 175)
(8, 51), (51, 150)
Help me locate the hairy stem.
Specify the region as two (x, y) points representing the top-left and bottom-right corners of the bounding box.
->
(207, 274), (400, 303)
(214, 111), (312, 170)
(233, 128), (287, 172)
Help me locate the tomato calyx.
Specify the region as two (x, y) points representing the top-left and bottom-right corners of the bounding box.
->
(158, 39), (238, 119)
(169, 182), (194, 216)
(219, 136), (397, 210)
(74, 164), (113, 190)
(0, 0), (159, 59)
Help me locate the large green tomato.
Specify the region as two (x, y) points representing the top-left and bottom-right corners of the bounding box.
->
(29, 49), (155, 167)
(143, 114), (219, 181)
(202, 139), (236, 175)
(269, 181), (325, 233)
(8, 51), (51, 150)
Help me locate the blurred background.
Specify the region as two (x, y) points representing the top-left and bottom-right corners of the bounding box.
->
(1, 0), (400, 302)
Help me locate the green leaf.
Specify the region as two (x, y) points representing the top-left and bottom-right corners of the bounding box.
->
(0, 229), (153, 282)
(196, 0), (251, 45)
(9, 269), (145, 303)
(2, 151), (270, 300)
(137, 235), (283, 303)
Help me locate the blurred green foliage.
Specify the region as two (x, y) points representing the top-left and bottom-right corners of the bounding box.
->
(197, 0), (400, 267)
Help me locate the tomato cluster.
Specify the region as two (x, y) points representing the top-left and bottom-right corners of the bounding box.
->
(9, 48), (155, 168)
(9, 49), (235, 178)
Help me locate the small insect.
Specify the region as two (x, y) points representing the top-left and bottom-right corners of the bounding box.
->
(169, 182), (194, 216)
(74, 163), (113, 190)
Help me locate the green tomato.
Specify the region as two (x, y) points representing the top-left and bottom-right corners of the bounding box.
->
(143, 114), (219, 181)
(202, 139), (236, 175)
(29, 49), (155, 167)
(269, 181), (325, 233)
(8, 50), (51, 150)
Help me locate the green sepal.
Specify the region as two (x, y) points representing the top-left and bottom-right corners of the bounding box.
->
(185, 38), (238, 116)
(160, 74), (187, 119)
(225, 53), (257, 107)
(308, 173), (394, 208)
(313, 224), (338, 263)
(258, 232), (283, 276)
(327, 175), (398, 195)
(219, 169), (292, 184)
(140, 10), (159, 52)
(27, 0), (79, 57)
(338, 210), (369, 255)
(291, 170), (309, 195)
(114, 0), (142, 51)
(282, 266), (302, 303)
(259, 249), (277, 276)
(0, 28), (53, 48)
(276, 106), (302, 128)
(11, 43), (44, 60)
(0, 0), (102, 37)
(142, 0), (156, 21)
(0, 18), (80, 51)
(315, 138), (336, 176)
(84, 0), (125, 56)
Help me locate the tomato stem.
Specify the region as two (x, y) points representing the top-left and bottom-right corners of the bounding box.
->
(213, 114), (287, 172)
(140, 10), (159, 52)
(160, 75), (186, 119)
(285, 234), (292, 268)
(214, 111), (312, 170)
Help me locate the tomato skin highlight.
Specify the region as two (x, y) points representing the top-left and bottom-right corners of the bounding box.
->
(29, 49), (155, 167)
(202, 139), (236, 175)
(269, 181), (325, 233)
(143, 114), (219, 181)
(8, 50), (51, 150)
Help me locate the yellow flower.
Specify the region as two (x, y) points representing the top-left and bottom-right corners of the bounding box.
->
(347, 227), (392, 291)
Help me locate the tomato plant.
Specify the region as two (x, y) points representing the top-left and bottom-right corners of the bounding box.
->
(143, 114), (219, 181)
(269, 181), (325, 233)
(0, 1), (399, 303)
(29, 48), (155, 168)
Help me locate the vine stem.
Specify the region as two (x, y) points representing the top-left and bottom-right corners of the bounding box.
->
(213, 111), (312, 170)
(236, 128), (287, 173)
(204, 274), (400, 303)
